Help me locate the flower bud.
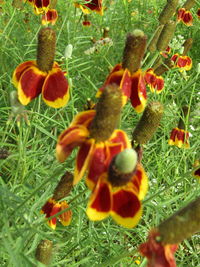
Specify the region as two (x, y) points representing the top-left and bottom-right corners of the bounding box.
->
(35, 240), (53, 265)
(108, 149), (138, 187)
(37, 27), (56, 72)
(122, 30), (147, 74)
(132, 102), (163, 144)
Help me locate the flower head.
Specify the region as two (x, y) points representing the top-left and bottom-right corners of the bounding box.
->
(144, 68), (164, 93)
(56, 85), (131, 189)
(41, 8), (58, 25)
(74, 0), (103, 15)
(41, 171), (73, 229)
(87, 149), (148, 228)
(27, 0), (50, 14)
(97, 30), (147, 113)
(12, 28), (69, 108)
(171, 53), (192, 71)
(177, 8), (193, 26)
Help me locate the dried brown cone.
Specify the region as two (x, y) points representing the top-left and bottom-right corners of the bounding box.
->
(89, 85), (122, 142)
(35, 240), (53, 265)
(53, 171), (73, 201)
(154, 58), (174, 76)
(158, 0), (179, 25)
(158, 196), (200, 244)
(183, 0), (196, 10)
(157, 20), (176, 52)
(182, 38), (193, 56)
(132, 102), (163, 145)
(36, 28), (56, 72)
(122, 30), (147, 74)
(178, 105), (189, 130)
(147, 25), (164, 53)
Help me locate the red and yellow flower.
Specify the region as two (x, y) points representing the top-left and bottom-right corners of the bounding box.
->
(41, 8), (58, 25)
(97, 63), (147, 113)
(177, 8), (193, 26)
(41, 198), (72, 230)
(171, 54), (192, 71)
(12, 28), (69, 108)
(56, 85), (131, 189)
(144, 68), (164, 94)
(139, 229), (178, 267)
(87, 162), (148, 228)
(168, 127), (190, 149)
(26, 0), (50, 14)
(74, 0), (103, 15)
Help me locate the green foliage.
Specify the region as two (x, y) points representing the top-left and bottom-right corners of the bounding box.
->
(0, 0), (200, 266)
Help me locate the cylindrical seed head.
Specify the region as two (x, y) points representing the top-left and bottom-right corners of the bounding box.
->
(157, 21), (176, 52)
(89, 85), (122, 142)
(132, 102), (163, 144)
(122, 30), (147, 74)
(158, 0), (179, 24)
(182, 38), (193, 56)
(158, 196), (200, 244)
(147, 25), (164, 53)
(36, 27), (56, 72)
(53, 171), (73, 201)
(35, 240), (53, 265)
(154, 58), (174, 76)
(183, 0), (196, 10)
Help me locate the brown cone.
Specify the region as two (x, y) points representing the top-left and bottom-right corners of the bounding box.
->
(157, 21), (176, 52)
(132, 102), (163, 145)
(35, 240), (53, 265)
(53, 171), (73, 201)
(158, 0), (179, 25)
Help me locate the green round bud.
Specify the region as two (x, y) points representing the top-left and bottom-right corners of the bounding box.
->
(115, 149), (138, 174)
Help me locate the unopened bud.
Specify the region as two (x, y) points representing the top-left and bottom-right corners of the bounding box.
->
(132, 102), (163, 144)
(103, 27), (110, 38)
(89, 85), (122, 142)
(122, 30), (147, 74)
(64, 44), (73, 59)
(158, 0), (179, 24)
(157, 21), (176, 52)
(108, 149), (138, 187)
(35, 240), (53, 265)
(37, 27), (56, 72)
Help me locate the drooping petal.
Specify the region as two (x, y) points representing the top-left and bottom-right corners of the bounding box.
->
(168, 128), (190, 148)
(71, 110), (96, 128)
(109, 129), (131, 149)
(130, 163), (148, 200)
(75, 0), (103, 15)
(87, 174), (112, 220)
(59, 201), (72, 226)
(41, 198), (61, 230)
(42, 9), (58, 25)
(34, 0), (50, 14)
(12, 60), (36, 87)
(130, 69), (147, 113)
(182, 11), (193, 26)
(18, 66), (45, 105)
(42, 68), (70, 108)
(56, 125), (89, 162)
(74, 139), (95, 185)
(111, 188), (142, 228)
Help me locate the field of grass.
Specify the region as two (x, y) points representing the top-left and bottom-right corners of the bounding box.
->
(0, 0), (200, 266)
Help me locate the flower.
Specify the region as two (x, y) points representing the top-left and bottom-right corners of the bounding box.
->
(168, 127), (190, 148)
(41, 171), (73, 229)
(56, 85), (131, 189)
(171, 53), (192, 71)
(177, 8), (193, 26)
(86, 152), (148, 228)
(74, 0), (103, 15)
(27, 0), (50, 14)
(41, 8), (58, 25)
(139, 229), (178, 267)
(144, 68), (164, 93)
(12, 28), (69, 108)
(41, 198), (72, 229)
